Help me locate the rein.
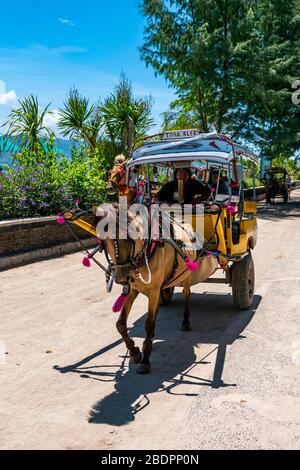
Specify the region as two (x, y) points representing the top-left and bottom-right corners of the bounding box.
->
(61, 201), (223, 292)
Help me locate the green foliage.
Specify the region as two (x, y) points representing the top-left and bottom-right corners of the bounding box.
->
(0, 146), (106, 220)
(58, 87), (103, 150)
(253, 0), (300, 159)
(3, 95), (52, 150)
(101, 73), (154, 156)
(271, 156), (300, 179)
(140, 0), (300, 158)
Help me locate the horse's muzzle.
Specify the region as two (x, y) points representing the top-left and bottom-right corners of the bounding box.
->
(106, 184), (118, 196)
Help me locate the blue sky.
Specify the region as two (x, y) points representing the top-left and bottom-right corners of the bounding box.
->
(0, 0), (174, 134)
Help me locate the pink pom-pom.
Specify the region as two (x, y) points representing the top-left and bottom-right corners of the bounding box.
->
(82, 256), (91, 267)
(206, 250), (212, 255)
(185, 258), (199, 272)
(112, 293), (126, 313)
(56, 213), (65, 224)
(210, 187), (216, 193)
(227, 205), (235, 215)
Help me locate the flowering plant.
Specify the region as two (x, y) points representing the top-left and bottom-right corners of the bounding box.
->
(0, 147), (106, 220)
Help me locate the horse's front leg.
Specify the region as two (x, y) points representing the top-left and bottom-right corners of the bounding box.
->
(138, 290), (161, 374)
(181, 280), (191, 331)
(116, 287), (141, 363)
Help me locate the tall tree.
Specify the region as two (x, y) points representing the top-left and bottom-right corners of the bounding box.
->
(58, 87), (103, 150)
(254, 0), (300, 159)
(3, 95), (52, 151)
(140, 0), (300, 157)
(140, 0), (262, 133)
(101, 74), (154, 156)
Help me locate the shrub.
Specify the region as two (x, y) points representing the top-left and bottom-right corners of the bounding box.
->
(0, 147), (107, 220)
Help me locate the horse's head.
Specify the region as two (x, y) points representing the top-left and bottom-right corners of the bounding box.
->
(106, 163), (127, 197)
(94, 204), (145, 285)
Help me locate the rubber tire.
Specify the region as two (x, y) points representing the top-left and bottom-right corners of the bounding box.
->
(160, 287), (174, 306)
(283, 189), (288, 204)
(231, 253), (255, 310)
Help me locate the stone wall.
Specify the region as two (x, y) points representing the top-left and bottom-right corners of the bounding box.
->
(0, 216), (96, 270)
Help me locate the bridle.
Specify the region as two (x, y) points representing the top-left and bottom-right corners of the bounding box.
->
(101, 215), (154, 291)
(107, 164), (128, 194)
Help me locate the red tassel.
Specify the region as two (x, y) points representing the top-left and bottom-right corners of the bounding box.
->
(56, 213), (65, 224)
(227, 205), (235, 215)
(82, 256), (91, 267)
(185, 258), (199, 272)
(112, 293), (126, 313)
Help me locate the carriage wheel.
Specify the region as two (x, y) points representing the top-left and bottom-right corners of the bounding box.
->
(231, 253), (255, 310)
(283, 188), (288, 203)
(160, 287), (175, 306)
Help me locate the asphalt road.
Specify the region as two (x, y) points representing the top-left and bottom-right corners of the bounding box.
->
(1, 191), (300, 450)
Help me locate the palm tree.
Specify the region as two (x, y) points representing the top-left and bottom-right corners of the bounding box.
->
(3, 95), (52, 151)
(101, 74), (154, 156)
(58, 87), (103, 150)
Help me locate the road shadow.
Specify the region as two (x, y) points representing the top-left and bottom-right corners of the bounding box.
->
(54, 291), (261, 426)
(257, 191), (300, 222)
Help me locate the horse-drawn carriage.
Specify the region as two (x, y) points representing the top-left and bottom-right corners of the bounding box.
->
(262, 166), (290, 204)
(61, 130), (258, 373)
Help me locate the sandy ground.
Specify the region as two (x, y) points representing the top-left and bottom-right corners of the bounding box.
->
(0, 191), (300, 450)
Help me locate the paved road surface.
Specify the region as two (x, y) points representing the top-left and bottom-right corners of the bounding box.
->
(1, 191), (300, 450)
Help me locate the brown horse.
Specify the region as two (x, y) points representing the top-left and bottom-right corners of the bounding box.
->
(106, 161), (136, 203)
(94, 204), (218, 374)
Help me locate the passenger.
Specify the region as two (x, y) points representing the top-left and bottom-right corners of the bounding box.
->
(157, 167), (210, 203)
(211, 169), (229, 195)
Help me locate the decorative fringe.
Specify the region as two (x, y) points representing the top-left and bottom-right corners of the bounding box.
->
(56, 213), (65, 224)
(206, 250), (219, 256)
(82, 256), (91, 267)
(82, 252), (93, 268)
(185, 257), (199, 272)
(112, 293), (126, 313)
(224, 202), (235, 215)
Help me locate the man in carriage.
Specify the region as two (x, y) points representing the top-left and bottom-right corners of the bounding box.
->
(156, 166), (210, 204)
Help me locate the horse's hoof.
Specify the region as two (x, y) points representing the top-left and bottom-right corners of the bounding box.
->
(181, 323), (191, 332)
(137, 363), (151, 374)
(130, 348), (142, 364)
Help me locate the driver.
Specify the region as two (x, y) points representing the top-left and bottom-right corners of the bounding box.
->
(157, 167), (210, 204)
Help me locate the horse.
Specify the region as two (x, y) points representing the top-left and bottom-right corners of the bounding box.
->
(94, 203), (218, 374)
(106, 161), (136, 203)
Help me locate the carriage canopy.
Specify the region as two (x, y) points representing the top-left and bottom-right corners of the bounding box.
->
(127, 131), (258, 168)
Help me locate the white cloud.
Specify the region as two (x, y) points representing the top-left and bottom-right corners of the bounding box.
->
(0, 80), (18, 105)
(58, 18), (75, 27)
(44, 109), (60, 132)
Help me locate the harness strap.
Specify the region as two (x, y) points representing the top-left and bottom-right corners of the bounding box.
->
(64, 219), (110, 274)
